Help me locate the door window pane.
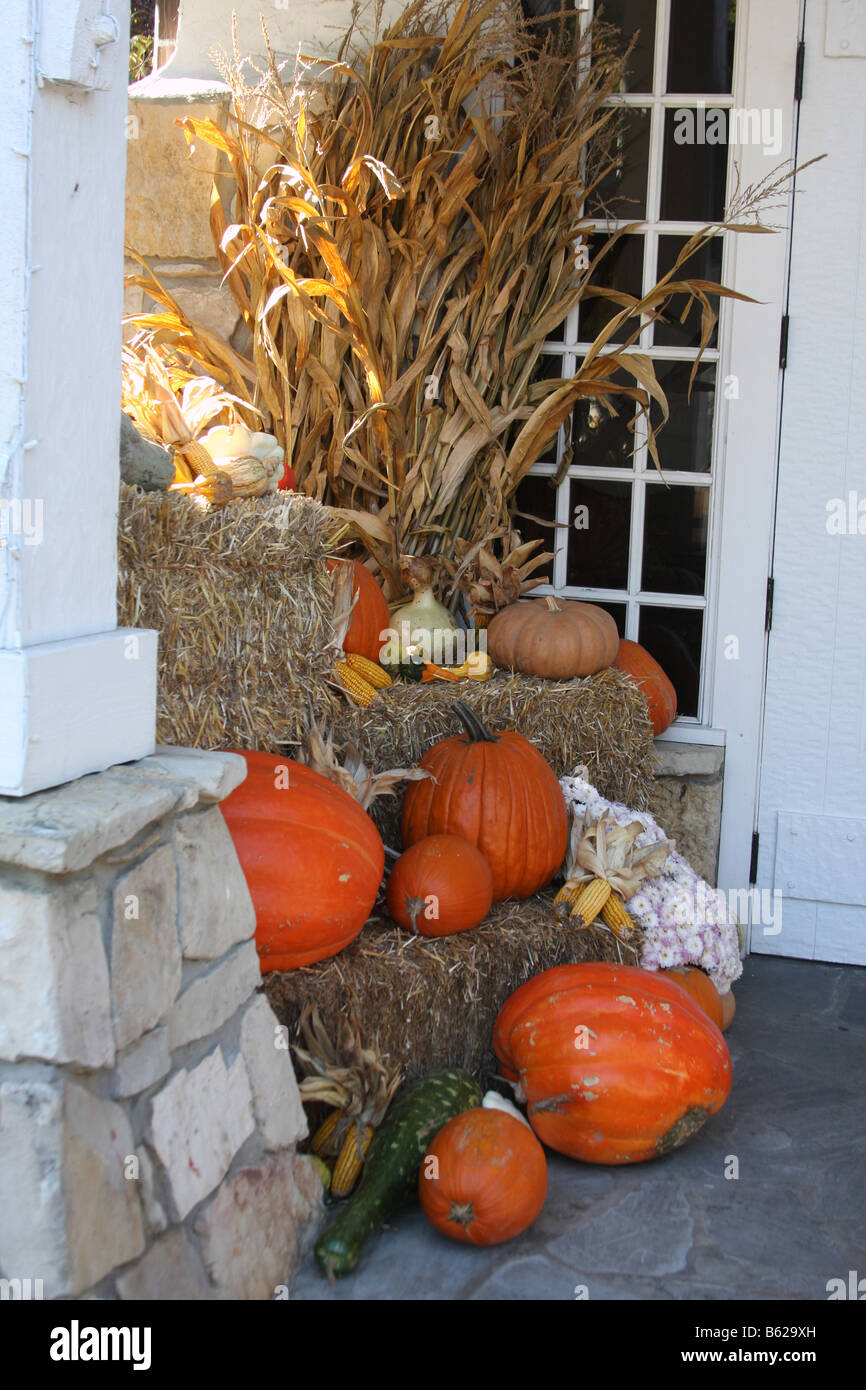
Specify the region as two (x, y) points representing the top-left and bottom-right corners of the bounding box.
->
(660, 109), (728, 222)
(568, 478), (632, 589)
(528, 355), (565, 462)
(591, 108), (651, 219)
(591, 601), (627, 636)
(653, 235), (723, 348)
(579, 233), (645, 345)
(602, 0), (656, 93)
(639, 607), (703, 717)
(513, 473), (559, 552)
(652, 360), (716, 473)
(667, 0), (736, 95)
(572, 393), (637, 470)
(642, 483), (709, 594)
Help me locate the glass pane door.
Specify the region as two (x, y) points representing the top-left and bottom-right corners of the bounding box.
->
(515, 0), (739, 723)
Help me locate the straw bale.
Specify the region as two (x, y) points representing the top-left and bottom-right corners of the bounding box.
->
(329, 668), (655, 851)
(265, 894), (643, 1086)
(117, 484), (342, 751)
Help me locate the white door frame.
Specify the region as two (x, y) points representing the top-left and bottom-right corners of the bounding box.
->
(710, 0), (803, 909)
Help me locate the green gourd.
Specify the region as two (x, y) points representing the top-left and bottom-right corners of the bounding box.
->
(315, 1069), (482, 1279)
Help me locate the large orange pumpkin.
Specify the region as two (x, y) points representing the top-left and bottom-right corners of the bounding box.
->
(386, 835), (493, 936)
(661, 965), (734, 1032)
(326, 557), (390, 663)
(401, 701), (568, 901)
(612, 639), (677, 736)
(419, 1108), (548, 1246)
(494, 962), (732, 1164)
(219, 751), (384, 972)
(486, 596), (619, 679)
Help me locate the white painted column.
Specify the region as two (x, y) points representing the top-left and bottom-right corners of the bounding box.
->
(0, 1), (157, 796)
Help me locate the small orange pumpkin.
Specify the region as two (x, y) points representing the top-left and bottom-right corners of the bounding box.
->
(612, 638), (677, 736)
(661, 965), (734, 1032)
(386, 835), (493, 936)
(419, 1108), (548, 1246)
(326, 557), (390, 664)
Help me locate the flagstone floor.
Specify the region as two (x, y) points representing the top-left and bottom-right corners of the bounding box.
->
(290, 955), (866, 1301)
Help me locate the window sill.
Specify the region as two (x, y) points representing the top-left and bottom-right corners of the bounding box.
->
(652, 737), (725, 780)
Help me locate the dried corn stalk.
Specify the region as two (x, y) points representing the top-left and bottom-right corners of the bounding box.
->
(124, 0), (817, 596)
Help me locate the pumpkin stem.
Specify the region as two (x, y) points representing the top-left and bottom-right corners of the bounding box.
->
(544, 596), (562, 613)
(406, 895), (424, 934)
(448, 1201), (475, 1229)
(452, 699), (498, 743)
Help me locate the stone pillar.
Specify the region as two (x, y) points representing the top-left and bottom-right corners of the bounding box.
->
(0, 1), (157, 796)
(0, 747), (322, 1299)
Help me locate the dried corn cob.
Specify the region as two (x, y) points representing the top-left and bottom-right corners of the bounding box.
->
(311, 1155), (333, 1192)
(600, 893), (636, 939)
(174, 439), (219, 480)
(331, 1122), (373, 1197)
(311, 1108), (343, 1157)
(553, 880), (584, 920)
(334, 661), (378, 706)
(570, 876), (611, 928)
(344, 653), (392, 688)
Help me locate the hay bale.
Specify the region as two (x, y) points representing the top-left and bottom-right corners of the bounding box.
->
(265, 896), (642, 1085)
(329, 669), (655, 850)
(117, 484), (342, 751)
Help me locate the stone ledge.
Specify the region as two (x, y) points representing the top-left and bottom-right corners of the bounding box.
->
(129, 75), (231, 101)
(0, 749), (247, 874)
(652, 740), (725, 780)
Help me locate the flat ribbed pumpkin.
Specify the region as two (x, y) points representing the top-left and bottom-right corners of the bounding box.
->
(419, 1108), (547, 1246)
(612, 638), (677, 736)
(401, 701), (568, 901)
(494, 962), (732, 1164)
(219, 751), (384, 972)
(486, 596), (619, 678)
(326, 557), (390, 664)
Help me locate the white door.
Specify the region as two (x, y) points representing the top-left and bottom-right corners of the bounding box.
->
(754, 0), (866, 964)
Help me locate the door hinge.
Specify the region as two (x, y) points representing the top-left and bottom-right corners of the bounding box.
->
(779, 314), (790, 369)
(765, 576), (775, 632)
(749, 831), (760, 886)
(794, 40), (805, 102)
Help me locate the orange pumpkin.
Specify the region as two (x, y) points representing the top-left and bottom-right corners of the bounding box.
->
(386, 835), (493, 936)
(219, 751), (384, 972)
(661, 965), (734, 1032)
(419, 1108), (547, 1246)
(327, 557), (390, 664)
(612, 638), (677, 736)
(494, 962), (732, 1164)
(401, 701), (568, 901)
(486, 596), (619, 679)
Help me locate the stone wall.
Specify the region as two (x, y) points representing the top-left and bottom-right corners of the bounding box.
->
(648, 742), (725, 886)
(0, 748), (322, 1300)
